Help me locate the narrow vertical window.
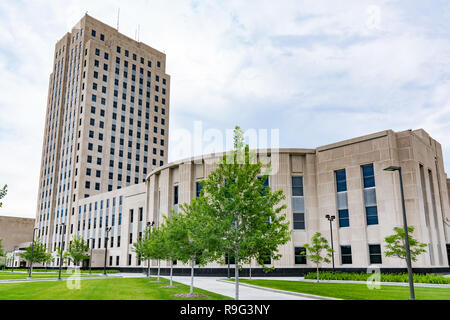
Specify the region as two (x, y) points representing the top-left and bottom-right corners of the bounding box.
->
(196, 181), (203, 197)
(174, 185), (179, 212)
(335, 169), (349, 227)
(362, 164), (378, 225)
(292, 177), (305, 230)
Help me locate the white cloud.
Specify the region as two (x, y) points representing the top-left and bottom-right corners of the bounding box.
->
(1, 0), (450, 219)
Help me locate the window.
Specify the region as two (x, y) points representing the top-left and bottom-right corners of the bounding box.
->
(128, 254), (132, 265)
(139, 207), (143, 221)
(224, 253), (235, 265)
(335, 169), (349, 227)
(362, 164), (378, 225)
(129, 233), (133, 244)
(294, 247), (307, 264)
(130, 209), (134, 223)
(341, 245), (352, 264)
(91, 29), (96, 37)
(174, 185), (178, 205)
(292, 177), (305, 230)
(196, 181), (203, 197)
(116, 256), (120, 266)
(369, 244), (382, 264)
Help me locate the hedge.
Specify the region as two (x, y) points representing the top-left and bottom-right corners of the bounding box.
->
(304, 271), (450, 284)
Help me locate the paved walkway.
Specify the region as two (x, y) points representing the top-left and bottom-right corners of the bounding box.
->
(159, 276), (330, 300)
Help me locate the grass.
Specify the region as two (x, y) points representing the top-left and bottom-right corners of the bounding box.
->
(0, 277), (232, 300)
(0, 271), (102, 280)
(236, 279), (450, 300)
(0, 268), (119, 274)
(304, 271), (450, 284)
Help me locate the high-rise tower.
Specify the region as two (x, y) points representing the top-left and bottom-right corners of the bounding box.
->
(35, 14), (170, 254)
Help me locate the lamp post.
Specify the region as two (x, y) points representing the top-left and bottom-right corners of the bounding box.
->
(11, 246), (18, 272)
(146, 221), (154, 277)
(384, 165), (415, 300)
(89, 237), (93, 275)
(28, 227), (38, 279)
(325, 214), (336, 271)
(57, 223), (66, 281)
(104, 227), (111, 276)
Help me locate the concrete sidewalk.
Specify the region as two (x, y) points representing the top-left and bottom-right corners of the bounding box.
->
(160, 276), (330, 300)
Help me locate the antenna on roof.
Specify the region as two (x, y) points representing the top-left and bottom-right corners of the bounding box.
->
(138, 24), (140, 42)
(116, 8), (120, 31)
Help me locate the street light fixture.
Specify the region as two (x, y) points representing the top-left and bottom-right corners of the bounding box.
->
(325, 214), (336, 271)
(89, 237), (93, 275)
(28, 227), (38, 280)
(57, 223), (66, 281)
(384, 165), (416, 300)
(11, 246), (18, 272)
(146, 221), (155, 277)
(104, 227), (112, 276)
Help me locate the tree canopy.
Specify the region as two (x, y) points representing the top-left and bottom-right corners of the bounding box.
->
(64, 236), (90, 266)
(384, 226), (427, 262)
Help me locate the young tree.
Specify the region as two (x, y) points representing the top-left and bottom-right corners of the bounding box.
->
(0, 184), (7, 208)
(64, 236), (90, 266)
(200, 126), (291, 300)
(303, 232), (334, 282)
(384, 226), (427, 264)
(160, 213), (185, 287)
(19, 238), (48, 265)
(132, 224), (164, 278)
(175, 198), (221, 295)
(0, 239), (5, 267)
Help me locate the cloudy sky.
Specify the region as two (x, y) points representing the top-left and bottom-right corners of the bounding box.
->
(1, 0), (450, 218)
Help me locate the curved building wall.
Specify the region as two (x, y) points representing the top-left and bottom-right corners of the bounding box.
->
(145, 129), (450, 270)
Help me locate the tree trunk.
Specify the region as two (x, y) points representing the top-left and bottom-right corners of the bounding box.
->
(235, 246), (239, 300)
(190, 258), (195, 295)
(147, 259), (150, 278)
(227, 252), (230, 279)
(157, 259), (160, 281)
(170, 260), (173, 287)
(249, 261), (252, 279)
(316, 264), (319, 283)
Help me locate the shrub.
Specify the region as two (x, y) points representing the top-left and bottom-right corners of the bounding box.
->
(304, 271), (450, 284)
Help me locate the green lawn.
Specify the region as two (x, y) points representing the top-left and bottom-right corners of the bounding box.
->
(0, 272), (102, 280)
(0, 277), (231, 300)
(237, 279), (450, 300)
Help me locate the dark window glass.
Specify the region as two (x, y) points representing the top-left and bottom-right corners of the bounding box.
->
(369, 244), (382, 264)
(362, 164), (375, 188)
(341, 245), (352, 264)
(335, 169), (347, 192)
(338, 209), (350, 227)
(294, 247), (307, 264)
(366, 206), (379, 225)
(292, 177), (303, 196)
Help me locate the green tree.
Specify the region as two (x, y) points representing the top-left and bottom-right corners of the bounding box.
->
(133, 225), (163, 278)
(303, 232), (334, 282)
(160, 213), (185, 287)
(0, 239), (5, 268)
(19, 238), (49, 265)
(64, 236), (90, 266)
(384, 226), (427, 263)
(174, 198), (221, 295)
(133, 225), (167, 281)
(200, 126), (291, 300)
(0, 184), (7, 208)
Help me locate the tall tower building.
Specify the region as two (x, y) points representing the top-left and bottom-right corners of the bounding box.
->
(35, 14), (170, 255)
